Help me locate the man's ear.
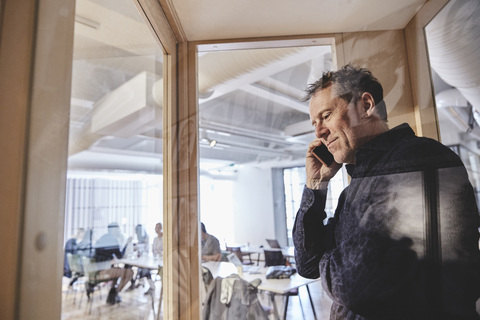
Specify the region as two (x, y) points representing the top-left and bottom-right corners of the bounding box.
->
(361, 92), (376, 117)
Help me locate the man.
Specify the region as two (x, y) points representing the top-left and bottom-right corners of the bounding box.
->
(201, 222), (221, 261)
(92, 222), (133, 304)
(64, 227), (85, 284)
(293, 65), (480, 319)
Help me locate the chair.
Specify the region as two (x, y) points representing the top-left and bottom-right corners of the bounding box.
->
(153, 266), (163, 320)
(263, 249), (308, 319)
(266, 239), (281, 249)
(263, 249), (287, 267)
(66, 253), (86, 306)
(226, 246), (254, 265)
(81, 256), (116, 313)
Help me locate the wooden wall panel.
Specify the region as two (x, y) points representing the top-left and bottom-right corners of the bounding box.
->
(405, 0), (449, 140)
(0, 0), (74, 319)
(0, 0), (37, 318)
(133, 1), (184, 318)
(150, 2), (201, 319)
(17, 0), (75, 319)
(335, 30), (417, 132)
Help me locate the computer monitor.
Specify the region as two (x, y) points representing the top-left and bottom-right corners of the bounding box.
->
(266, 239), (281, 249)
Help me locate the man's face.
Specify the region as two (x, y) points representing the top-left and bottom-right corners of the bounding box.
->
(155, 223), (162, 235)
(309, 85), (370, 164)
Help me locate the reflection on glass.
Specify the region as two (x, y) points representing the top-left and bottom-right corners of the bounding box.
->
(62, 0), (164, 318)
(426, 0), (480, 205)
(197, 44), (338, 249)
(197, 43), (350, 319)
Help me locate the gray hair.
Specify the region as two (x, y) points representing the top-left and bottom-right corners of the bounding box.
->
(303, 64), (387, 121)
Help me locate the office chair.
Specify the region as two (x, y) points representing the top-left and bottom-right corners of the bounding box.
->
(81, 256), (117, 314)
(226, 246), (254, 265)
(263, 249), (287, 267)
(66, 253), (86, 307)
(263, 249), (309, 319)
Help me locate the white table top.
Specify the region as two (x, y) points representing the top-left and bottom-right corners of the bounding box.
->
(202, 261), (319, 295)
(240, 245), (295, 258)
(118, 254), (163, 270)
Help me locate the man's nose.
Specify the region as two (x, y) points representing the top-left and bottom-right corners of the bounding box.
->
(315, 124), (329, 139)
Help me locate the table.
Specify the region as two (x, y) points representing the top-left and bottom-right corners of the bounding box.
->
(203, 261), (319, 320)
(118, 254), (163, 270)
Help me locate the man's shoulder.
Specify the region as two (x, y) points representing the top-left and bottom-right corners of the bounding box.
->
(209, 234), (220, 244)
(396, 134), (458, 158)
(95, 233), (120, 247)
(388, 134), (463, 170)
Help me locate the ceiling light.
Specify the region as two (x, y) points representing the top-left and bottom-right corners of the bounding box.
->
(209, 139), (217, 148)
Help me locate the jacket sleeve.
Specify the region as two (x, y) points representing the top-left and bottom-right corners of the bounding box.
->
(293, 185), (336, 279)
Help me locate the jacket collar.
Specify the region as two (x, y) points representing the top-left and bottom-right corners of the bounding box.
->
(345, 123), (415, 176)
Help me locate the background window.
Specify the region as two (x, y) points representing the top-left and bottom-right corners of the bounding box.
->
(283, 166), (347, 246)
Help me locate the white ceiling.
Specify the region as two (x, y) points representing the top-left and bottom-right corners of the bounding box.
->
(70, 0), (480, 176)
(170, 0), (427, 41)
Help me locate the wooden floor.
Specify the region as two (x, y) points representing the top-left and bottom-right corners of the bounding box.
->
(61, 276), (333, 320)
(61, 277), (163, 320)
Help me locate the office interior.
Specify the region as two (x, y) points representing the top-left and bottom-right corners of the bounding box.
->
(2, 0), (480, 319)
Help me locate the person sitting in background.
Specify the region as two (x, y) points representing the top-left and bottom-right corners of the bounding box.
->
(94, 222), (130, 261)
(92, 222), (133, 305)
(63, 227), (85, 282)
(152, 222), (163, 257)
(201, 222), (221, 261)
(76, 228), (94, 258)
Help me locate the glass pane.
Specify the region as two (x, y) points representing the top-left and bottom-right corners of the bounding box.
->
(425, 3), (480, 317)
(425, 0), (480, 205)
(62, 0), (164, 318)
(197, 45), (335, 309)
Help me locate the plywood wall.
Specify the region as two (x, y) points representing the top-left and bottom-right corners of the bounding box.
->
(335, 30), (417, 132)
(0, 0), (37, 318)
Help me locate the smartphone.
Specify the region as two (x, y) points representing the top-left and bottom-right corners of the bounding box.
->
(312, 144), (334, 167)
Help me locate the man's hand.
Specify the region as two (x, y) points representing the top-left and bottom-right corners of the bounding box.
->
(306, 139), (342, 189)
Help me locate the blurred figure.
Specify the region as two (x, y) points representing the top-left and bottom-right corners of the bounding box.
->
(152, 222), (163, 256)
(127, 224), (156, 295)
(94, 222), (131, 261)
(63, 227), (85, 281)
(201, 222), (221, 261)
(92, 222), (133, 305)
(135, 224), (150, 254)
(76, 228), (94, 258)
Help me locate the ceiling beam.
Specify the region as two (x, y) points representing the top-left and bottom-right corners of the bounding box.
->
(239, 84), (309, 114)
